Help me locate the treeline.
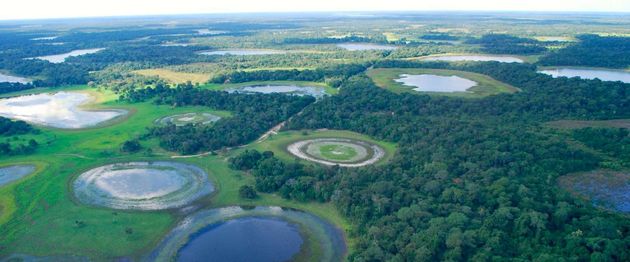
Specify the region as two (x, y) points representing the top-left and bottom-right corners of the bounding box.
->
(248, 61), (629, 260)
(572, 127), (630, 167)
(420, 33), (459, 41)
(0, 139), (38, 156)
(0, 82), (35, 95)
(0, 117), (38, 156)
(122, 83), (314, 154)
(0, 117), (34, 136)
(209, 63), (369, 87)
(68, 45), (208, 71)
(467, 34), (547, 55)
(538, 34), (630, 68)
(372, 60), (630, 121)
(282, 35), (375, 44)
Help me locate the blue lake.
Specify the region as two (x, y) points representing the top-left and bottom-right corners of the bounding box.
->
(178, 217), (303, 262)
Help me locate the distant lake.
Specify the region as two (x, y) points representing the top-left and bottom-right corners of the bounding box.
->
(200, 49), (285, 56)
(337, 43), (398, 51)
(228, 85), (327, 97)
(28, 48), (104, 63)
(420, 55), (524, 63)
(395, 74), (477, 92)
(178, 217), (303, 262)
(0, 72), (31, 84)
(538, 68), (630, 83)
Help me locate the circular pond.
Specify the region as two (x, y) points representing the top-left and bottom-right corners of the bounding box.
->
(287, 138), (385, 167)
(155, 113), (221, 126)
(147, 206), (347, 262)
(0, 164), (36, 187)
(73, 161), (213, 210)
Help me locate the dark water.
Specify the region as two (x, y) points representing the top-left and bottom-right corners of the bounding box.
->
(177, 217), (303, 262)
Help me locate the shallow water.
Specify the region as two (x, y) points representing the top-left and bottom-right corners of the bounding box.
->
(29, 48), (104, 63)
(156, 112), (221, 126)
(199, 49), (284, 56)
(178, 217), (303, 262)
(148, 206), (347, 262)
(337, 43), (397, 51)
(421, 55), (523, 63)
(538, 68), (630, 83)
(0, 165), (36, 187)
(0, 72), (31, 84)
(0, 91), (126, 129)
(394, 74), (477, 92)
(73, 161), (214, 210)
(229, 85), (327, 98)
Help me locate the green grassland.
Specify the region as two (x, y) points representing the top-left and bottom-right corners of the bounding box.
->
(318, 144), (358, 161)
(367, 68), (520, 98)
(245, 129), (397, 165)
(0, 86), (352, 260)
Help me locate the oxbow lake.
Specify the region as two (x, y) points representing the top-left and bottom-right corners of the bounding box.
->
(538, 68), (630, 83)
(395, 74), (477, 92)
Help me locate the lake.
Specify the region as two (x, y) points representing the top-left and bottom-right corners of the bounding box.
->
(29, 48), (104, 63)
(0, 91), (127, 129)
(0, 165), (36, 187)
(200, 49), (285, 56)
(420, 55), (524, 63)
(73, 161), (214, 210)
(337, 43), (398, 51)
(149, 206), (347, 261)
(228, 85), (327, 98)
(0, 72), (31, 84)
(178, 217), (303, 262)
(394, 74), (477, 92)
(538, 68), (630, 83)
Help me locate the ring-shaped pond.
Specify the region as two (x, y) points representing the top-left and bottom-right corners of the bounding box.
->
(288, 138), (385, 167)
(155, 112), (222, 126)
(72, 161), (214, 210)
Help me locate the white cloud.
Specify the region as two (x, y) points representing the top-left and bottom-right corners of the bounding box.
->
(1, 0), (629, 20)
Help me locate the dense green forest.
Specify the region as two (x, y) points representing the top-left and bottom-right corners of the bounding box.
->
(1, 12), (629, 262)
(220, 61), (630, 261)
(468, 34), (547, 55)
(122, 83), (314, 154)
(0, 117), (38, 155)
(539, 35), (630, 68)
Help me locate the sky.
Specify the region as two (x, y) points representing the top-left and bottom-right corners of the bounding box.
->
(1, 0), (629, 20)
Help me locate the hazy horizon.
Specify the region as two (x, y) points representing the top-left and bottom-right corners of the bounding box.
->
(2, 0), (629, 21)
